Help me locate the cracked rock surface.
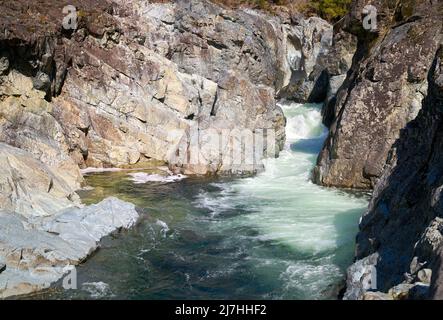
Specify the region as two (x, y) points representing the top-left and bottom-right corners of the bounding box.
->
(0, 0), (338, 298)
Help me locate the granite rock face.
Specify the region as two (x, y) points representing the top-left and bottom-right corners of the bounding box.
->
(0, 0), (339, 298)
(0, 143), (140, 298)
(0, 0), (335, 176)
(276, 15), (333, 102)
(0, 68), (84, 190)
(344, 39), (443, 299)
(314, 0), (443, 189)
(320, 29), (357, 127)
(0, 143), (79, 218)
(0, 197), (139, 298)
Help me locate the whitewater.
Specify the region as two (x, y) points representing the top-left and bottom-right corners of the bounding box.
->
(31, 102), (368, 300)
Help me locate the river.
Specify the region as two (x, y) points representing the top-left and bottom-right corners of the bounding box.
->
(28, 102), (368, 300)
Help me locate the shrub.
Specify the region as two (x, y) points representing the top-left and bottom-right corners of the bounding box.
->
(308, 0), (352, 22)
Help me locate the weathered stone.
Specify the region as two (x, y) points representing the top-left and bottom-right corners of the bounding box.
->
(385, 282), (430, 300)
(0, 55), (9, 75)
(2, 0), (312, 175)
(0, 0), (339, 176)
(32, 71), (51, 92)
(0, 143), (80, 218)
(388, 283), (415, 300)
(343, 253), (378, 300)
(277, 17), (335, 102)
(362, 291), (393, 300)
(0, 70), (84, 190)
(345, 33), (443, 298)
(0, 197), (139, 298)
(0, 141), (140, 298)
(417, 269), (432, 284)
(415, 218), (443, 261)
(314, 0), (442, 189)
(410, 256), (426, 275)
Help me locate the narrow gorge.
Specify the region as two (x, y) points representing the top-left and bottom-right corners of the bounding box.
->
(0, 0), (442, 301)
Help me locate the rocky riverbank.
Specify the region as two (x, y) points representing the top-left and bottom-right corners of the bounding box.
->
(313, 0), (443, 299)
(0, 142), (140, 297)
(314, 0), (442, 190)
(0, 0), (348, 298)
(5, 0), (442, 301)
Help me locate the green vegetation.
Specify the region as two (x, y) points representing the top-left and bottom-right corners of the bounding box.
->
(308, 0), (352, 22)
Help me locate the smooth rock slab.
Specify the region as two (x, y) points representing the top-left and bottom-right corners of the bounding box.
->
(0, 197), (139, 298)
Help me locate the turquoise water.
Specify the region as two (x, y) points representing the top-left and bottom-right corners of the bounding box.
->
(27, 102), (368, 300)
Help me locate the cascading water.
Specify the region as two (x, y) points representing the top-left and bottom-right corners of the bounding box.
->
(193, 102), (368, 298)
(27, 102), (368, 300)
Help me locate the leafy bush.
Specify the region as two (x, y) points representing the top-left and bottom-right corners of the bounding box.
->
(307, 0), (352, 21)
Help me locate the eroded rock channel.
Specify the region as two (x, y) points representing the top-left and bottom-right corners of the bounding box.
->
(1, 0), (441, 301)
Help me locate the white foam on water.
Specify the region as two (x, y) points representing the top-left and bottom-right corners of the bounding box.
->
(81, 167), (123, 174)
(82, 282), (113, 298)
(156, 219), (170, 237)
(283, 102), (327, 143)
(128, 172), (187, 184)
(195, 185), (238, 217)
(194, 102), (368, 298)
(279, 260), (341, 293)
(197, 103), (366, 248)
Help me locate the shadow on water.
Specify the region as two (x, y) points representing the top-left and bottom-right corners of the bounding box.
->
(330, 190), (370, 297)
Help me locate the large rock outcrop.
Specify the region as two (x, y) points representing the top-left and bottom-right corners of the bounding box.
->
(0, 142), (140, 298)
(0, 143), (79, 218)
(1, 0), (339, 176)
(314, 0), (443, 189)
(0, 0), (340, 298)
(345, 43), (443, 300)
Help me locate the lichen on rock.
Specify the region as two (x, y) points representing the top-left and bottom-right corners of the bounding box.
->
(314, 0), (442, 189)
